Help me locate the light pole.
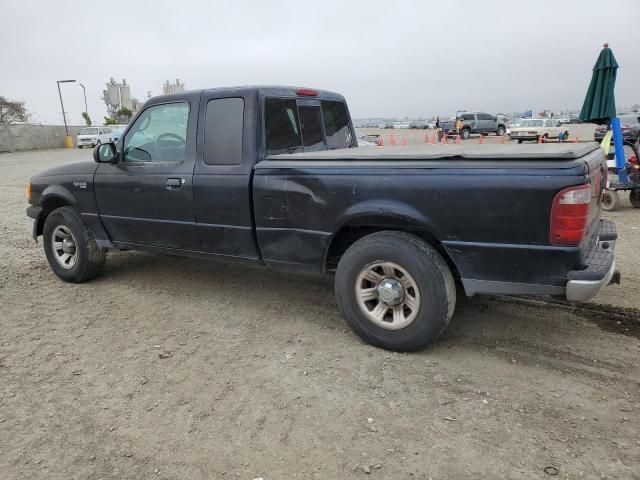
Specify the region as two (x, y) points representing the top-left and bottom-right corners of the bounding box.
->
(78, 82), (88, 120)
(56, 79), (75, 137)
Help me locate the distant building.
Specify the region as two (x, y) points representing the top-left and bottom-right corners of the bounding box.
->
(102, 78), (133, 115)
(163, 79), (186, 96)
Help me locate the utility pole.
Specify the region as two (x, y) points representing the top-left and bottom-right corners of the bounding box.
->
(56, 79), (76, 147)
(79, 82), (88, 118)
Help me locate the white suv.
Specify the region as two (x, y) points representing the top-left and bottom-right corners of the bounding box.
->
(77, 127), (112, 149)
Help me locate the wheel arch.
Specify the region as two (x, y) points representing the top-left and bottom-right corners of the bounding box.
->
(324, 213), (461, 283)
(35, 187), (77, 236)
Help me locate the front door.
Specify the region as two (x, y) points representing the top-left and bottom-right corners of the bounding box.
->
(94, 100), (198, 250)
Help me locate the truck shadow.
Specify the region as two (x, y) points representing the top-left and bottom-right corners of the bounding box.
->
(95, 250), (637, 355)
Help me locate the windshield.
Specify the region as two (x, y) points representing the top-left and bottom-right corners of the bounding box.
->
(519, 120), (544, 128)
(79, 128), (99, 135)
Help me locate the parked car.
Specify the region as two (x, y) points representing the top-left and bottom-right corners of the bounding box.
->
(440, 112), (506, 139)
(358, 134), (380, 146)
(26, 86), (617, 351)
(76, 127), (112, 148)
(594, 114), (640, 145)
(409, 120), (429, 129)
(509, 118), (564, 143)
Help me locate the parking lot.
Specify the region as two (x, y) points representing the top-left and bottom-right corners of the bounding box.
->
(1, 148), (639, 479)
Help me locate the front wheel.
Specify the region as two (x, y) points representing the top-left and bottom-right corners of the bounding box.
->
(335, 231), (456, 351)
(496, 126), (505, 136)
(601, 189), (619, 211)
(43, 206), (106, 282)
(460, 129), (471, 140)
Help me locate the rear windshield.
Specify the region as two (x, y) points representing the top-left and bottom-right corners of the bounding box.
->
(79, 128), (99, 135)
(265, 98), (352, 155)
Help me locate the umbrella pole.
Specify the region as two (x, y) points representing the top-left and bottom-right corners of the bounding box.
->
(611, 117), (628, 185)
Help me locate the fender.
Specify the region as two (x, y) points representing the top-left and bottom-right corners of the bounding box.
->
(336, 198), (442, 237)
(40, 184), (77, 207)
(37, 185), (113, 249)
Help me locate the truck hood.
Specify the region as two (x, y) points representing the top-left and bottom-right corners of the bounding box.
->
(32, 159), (98, 179)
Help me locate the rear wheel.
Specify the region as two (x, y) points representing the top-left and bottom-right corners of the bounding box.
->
(43, 207), (106, 282)
(460, 128), (471, 140)
(335, 231), (456, 351)
(630, 189), (640, 208)
(601, 189), (619, 211)
(496, 126), (505, 136)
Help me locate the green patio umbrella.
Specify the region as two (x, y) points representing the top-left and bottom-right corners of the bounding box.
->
(579, 43), (618, 125)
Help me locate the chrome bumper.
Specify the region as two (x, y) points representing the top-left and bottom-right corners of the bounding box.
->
(566, 259), (617, 302)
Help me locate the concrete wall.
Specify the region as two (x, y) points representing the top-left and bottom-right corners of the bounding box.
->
(0, 124), (85, 153)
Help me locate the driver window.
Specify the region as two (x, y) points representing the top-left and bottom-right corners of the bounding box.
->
(123, 102), (189, 162)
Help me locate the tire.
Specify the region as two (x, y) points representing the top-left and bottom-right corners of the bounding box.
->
(496, 126), (505, 136)
(78, 145), (83, 149)
(43, 206), (106, 283)
(460, 129), (471, 140)
(630, 190), (640, 209)
(601, 190), (619, 211)
(518, 139), (523, 144)
(335, 231), (456, 351)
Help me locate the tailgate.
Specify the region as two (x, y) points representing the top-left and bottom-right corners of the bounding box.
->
(580, 147), (607, 254)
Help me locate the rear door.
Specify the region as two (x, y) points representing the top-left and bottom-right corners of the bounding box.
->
(94, 99), (198, 250)
(192, 91), (260, 259)
(476, 113), (495, 133)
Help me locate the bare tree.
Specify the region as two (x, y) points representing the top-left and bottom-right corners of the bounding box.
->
(0, 96), (28, 125)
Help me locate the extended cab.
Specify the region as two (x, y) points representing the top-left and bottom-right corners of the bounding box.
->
(26, 86), (618, 351)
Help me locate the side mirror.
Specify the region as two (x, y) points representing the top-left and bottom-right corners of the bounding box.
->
(93, 142), (119, 163)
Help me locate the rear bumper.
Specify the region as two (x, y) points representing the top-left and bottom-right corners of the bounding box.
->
(565, 219), (618, 302)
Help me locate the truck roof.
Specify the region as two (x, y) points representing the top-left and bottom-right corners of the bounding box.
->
(267, 143), (600, 161)
(146, 85), (346, 105)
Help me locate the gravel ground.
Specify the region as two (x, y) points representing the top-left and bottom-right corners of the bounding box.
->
(1, 148), (639, 480)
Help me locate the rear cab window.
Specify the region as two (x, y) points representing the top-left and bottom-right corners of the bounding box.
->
(264, 97), (353, 155)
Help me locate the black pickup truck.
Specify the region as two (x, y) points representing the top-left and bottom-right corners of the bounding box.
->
(26, 86), (618, 351)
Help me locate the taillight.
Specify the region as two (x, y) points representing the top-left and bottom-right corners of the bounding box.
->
(549, 184), (591, 246)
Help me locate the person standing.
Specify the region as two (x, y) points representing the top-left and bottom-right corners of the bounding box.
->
(455, 117), (464, 137)
(435, 116), (441, 141)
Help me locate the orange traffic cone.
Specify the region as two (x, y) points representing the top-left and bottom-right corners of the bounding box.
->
(478, 134), (484, 144)
(500, 135), (506, 145)
(402, 137), (408, 146)
(443, 134), (448, 144)
(430, 134), (437, 144)
(537, 135), (543, 144)
(377, 135), (384, 146)
(424, 132), (429, 143)
(455, 135), (461, 144)
(390, 134), (396, 146)
(575, 136), (580, 143)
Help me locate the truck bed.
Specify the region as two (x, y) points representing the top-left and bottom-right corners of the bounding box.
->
(266, 143), (599, 161)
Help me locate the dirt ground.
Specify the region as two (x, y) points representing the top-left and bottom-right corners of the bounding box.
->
(1, 148), (639, 480)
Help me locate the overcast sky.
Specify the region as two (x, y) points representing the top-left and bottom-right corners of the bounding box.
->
(2, 0), (639, 125)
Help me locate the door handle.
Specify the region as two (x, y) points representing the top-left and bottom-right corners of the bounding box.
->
(166, 178), (183, 190)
